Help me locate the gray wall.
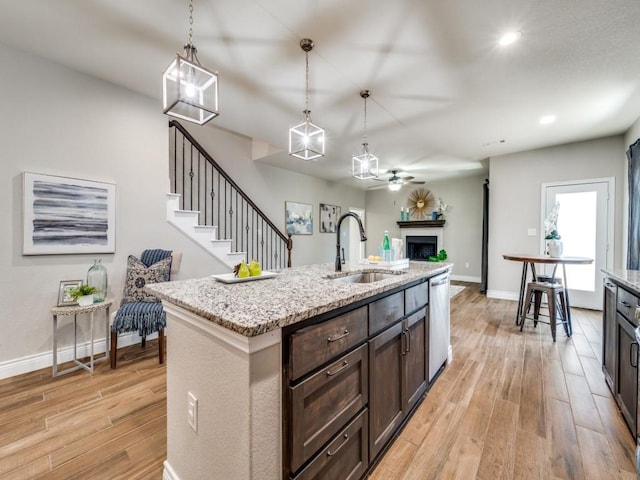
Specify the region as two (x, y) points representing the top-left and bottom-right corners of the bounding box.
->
(0, 42), (364, 377)
(365, 174), (486, 281)
(487, 135), (626, 298)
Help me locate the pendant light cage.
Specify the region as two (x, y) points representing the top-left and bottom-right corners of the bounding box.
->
(289, 38), (325, 161)
(352, 90), (379, 179)
(163, 0), (219, 125)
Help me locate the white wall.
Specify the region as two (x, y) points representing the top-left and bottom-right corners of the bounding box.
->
(0, 42), (364, 377)
(487, 135), (626, 298)
(365, 174), (486, 281)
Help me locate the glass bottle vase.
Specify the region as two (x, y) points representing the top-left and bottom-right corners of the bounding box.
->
(87, 259), (108, 303)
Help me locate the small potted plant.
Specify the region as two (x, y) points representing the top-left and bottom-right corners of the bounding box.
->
(69, 284), (98, 306)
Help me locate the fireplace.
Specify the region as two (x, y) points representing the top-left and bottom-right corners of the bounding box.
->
(406, 235), (437, 261)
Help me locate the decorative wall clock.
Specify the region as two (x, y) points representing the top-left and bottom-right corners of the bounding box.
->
(407, 187), (435, 220)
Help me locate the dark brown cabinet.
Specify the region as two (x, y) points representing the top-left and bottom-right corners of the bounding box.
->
(368, 322), (404, 459)
(403, 308), (429, 412)
(284, 277), (435, 480)
(602, 280), (616, 390)
(368, 307), (428, 460)
(616, 311), (638, 434)
(602, 276), (640, 436)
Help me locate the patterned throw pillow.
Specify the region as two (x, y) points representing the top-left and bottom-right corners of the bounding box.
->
(122, 255), (172, 303)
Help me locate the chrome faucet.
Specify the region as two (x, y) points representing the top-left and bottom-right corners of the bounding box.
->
(335, 212), (367, 271)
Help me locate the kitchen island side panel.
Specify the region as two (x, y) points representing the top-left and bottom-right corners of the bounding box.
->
(163, 302), (282, 480)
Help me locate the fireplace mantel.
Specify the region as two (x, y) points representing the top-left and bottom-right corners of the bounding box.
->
(397, 220), (446, 228)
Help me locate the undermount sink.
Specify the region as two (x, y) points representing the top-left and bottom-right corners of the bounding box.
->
(329, 272), (397, 284)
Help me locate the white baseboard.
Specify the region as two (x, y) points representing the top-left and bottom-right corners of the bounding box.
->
(163, 461), (180, 480)
(486, 290), (519, 301)
(0, 331), (156, 380)
(450, 274), (481, 283)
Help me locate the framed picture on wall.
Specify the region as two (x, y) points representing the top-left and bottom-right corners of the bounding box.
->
(285, 201), (313, 235)
(23, 172), (116, 255)
(319, 203), (341, 233)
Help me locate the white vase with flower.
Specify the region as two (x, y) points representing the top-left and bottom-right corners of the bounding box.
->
(544, 202), (563, 257)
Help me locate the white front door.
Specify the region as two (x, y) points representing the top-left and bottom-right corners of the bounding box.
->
(542, 178), (614, 310)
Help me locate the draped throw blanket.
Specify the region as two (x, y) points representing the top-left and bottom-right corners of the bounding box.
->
(626, 140), (640, 270)
(112, 249), (173, 336)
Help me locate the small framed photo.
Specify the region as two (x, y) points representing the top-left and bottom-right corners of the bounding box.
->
(319, 203), (341, 233)
(58, 280), (83, 306)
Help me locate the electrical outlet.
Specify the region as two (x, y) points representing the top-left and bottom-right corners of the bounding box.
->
(187, 392), (198, 432)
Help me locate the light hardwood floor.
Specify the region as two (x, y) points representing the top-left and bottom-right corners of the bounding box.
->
(0, 283), (635, 479)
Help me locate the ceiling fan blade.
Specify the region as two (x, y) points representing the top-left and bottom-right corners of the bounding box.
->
(408, 180), (425, 185)
(401, 175), (415, 181)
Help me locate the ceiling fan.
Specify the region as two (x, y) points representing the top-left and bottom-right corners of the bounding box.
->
(369, 170), (425, 190)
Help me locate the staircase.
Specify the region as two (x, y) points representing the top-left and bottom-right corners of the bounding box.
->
(167, 120), (292, 270)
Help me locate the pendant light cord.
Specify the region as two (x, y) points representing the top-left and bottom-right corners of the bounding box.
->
(305, 50), (310, 116)
(363, 94), (368, 145)
(188, 0), (194, 46)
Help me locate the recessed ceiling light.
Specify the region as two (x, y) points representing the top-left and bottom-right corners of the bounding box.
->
(499, 31), (522, 46)
(539, 115), (556, 125)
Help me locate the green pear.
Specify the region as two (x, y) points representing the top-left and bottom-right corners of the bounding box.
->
(237, 261), (250, 278)
(248, 260), (262, 277)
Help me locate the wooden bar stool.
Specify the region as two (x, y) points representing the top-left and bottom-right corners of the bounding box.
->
(520, 281), (569, 342)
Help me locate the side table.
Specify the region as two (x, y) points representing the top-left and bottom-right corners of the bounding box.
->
(51, 299), (113, 377)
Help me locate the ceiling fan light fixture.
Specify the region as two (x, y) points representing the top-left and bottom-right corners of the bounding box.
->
(352, 90), (379, 179)
(499, 31), (522, 47)
(388, 177), (402, 191)
(289, 39), (325, 161)
(163, 0), (219, 125)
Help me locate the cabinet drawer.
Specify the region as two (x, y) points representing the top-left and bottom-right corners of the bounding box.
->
(289, 306), (368, 381)
(369, 291), (404, 335)
(617, 287), (640, 324)
(405, 281), (428, 313)
(289, 344), (368, 474)
(292, 409), (369, 480)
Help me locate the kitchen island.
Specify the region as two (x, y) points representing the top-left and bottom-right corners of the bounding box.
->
(147, 261), (452, 480)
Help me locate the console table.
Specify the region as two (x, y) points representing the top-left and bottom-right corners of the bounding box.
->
(51, 300), (113, 377)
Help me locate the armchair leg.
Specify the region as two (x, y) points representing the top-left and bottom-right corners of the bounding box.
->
(110, 330), (118, 369)
(159, 328), (165, 364)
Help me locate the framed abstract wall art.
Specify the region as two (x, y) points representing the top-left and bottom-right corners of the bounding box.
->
(23, 172), (116, 255)
(319, 203), (341, 233)
(285, 201), (312, 235)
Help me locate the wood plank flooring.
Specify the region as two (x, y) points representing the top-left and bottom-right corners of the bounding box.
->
(0, 283), (635, 479)
(370, 283), (637, 479)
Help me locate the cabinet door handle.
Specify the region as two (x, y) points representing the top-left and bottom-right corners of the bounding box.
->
(326, 360), (349, 377)
(401, 330), (408, 356)
(327, 329), (349, 342)
(405, 328), (411, 353)
(631, 342), (638, 368)
(326, 434), (349, 457)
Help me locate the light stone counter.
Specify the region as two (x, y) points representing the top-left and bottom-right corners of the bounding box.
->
(602, 268), (640, 294)
(146, 261), (451, 337)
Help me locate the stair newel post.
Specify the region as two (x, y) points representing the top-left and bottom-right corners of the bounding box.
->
(287, 234), (293, 268)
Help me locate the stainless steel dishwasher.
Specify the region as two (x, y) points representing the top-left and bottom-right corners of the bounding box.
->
(429, 271), (451, 382)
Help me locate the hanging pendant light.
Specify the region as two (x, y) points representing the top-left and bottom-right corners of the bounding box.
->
(352, 90), (379, 179)
(289, 38), (325, 161)
(162, 0), (219, 125)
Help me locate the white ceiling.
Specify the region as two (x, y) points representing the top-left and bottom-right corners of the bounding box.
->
(2, 0), (640, 189)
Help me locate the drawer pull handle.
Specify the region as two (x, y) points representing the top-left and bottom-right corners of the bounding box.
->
(620, 300), (631, 308)
(631, 342), (638, 368)
(326, 361), (349, 377)
(327, 329), (349, 342)
(327, 434), (349, 457)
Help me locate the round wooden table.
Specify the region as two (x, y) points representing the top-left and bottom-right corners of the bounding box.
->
(502, 254), (593, 330)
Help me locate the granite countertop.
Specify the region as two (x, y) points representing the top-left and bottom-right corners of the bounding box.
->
(602, 268), (640, 294)
(146, 262), (452, 337)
